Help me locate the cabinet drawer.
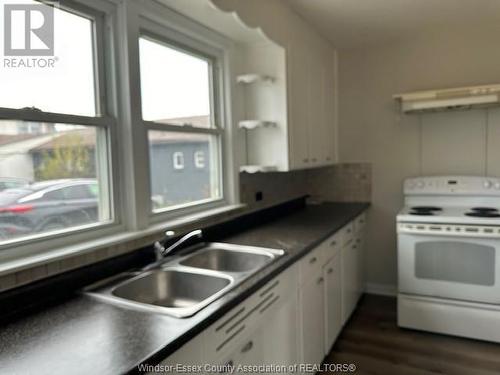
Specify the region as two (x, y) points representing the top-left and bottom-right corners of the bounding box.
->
(256, 265), (296, 320)
(299, 245), (325, 285)
(323, 232), (341, 261)
(354, 213), (366, 233)
(206, 295), (259, 359)
(205, 267), (296, 359)
(339, 223), (354, 246)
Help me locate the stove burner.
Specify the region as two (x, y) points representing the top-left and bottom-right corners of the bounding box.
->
(409, 211), (435, 216)
(471, 207), (499, 213)
(465, 212), (500, 218)
(411, 206), (442, 211)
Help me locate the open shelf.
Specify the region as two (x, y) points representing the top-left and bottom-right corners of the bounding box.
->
(238, 120), (277, 130)
(240, 165), (278, 173)
(236, 74), (275, 84)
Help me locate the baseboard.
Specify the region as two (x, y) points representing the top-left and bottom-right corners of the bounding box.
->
(365, 283), (397, 297)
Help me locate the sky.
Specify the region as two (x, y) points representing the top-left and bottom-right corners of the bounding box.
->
(0, 0), (211, 122)
(0, 0), (96, 116)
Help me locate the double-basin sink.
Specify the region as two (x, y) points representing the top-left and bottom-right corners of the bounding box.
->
(84, 243), (285, 318)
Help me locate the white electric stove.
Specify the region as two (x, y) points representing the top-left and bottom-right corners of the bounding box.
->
(397, 176), (500, 343)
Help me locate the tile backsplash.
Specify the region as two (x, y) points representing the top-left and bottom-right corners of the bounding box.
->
(241, 162), (372, 208)
(0, 163), (371, 292)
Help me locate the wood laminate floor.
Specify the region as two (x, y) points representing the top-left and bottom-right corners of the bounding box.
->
(321, 295), (500, 375)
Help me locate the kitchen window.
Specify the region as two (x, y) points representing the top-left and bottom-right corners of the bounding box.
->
(0, 2), (113, 247)
(139, 33), (224, 215)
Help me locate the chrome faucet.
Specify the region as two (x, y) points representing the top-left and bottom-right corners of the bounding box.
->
(153, 229), (203, 260)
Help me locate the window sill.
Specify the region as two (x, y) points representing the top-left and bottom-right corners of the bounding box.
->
(0, 203), (246, 278)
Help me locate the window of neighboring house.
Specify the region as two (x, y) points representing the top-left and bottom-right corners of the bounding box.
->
(172, 152), (185, 170)
(140, 34), (223, 213)
(0, 2), (112, 246)
(194, 151), (205, 169)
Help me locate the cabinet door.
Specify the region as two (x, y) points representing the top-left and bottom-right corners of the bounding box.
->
(324, 255), (342, 353)
(323, 52), (336, 165)
(259, 296), (299, 373)
(156, 333), (204, 374)
(307, 52), (324, 167)
(341, 242), (357, 325)
(355, 233), (365, 303)
(299, 273), (325, 366)
(288, 42), (310, 169)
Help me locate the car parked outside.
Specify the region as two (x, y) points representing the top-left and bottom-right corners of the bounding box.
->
(0, 179), (99, 240)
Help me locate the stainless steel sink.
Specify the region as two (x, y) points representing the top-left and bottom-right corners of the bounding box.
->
(84, 242), (285, 318)
(86, 268), (233, 318)
(179, 243), (281, 273)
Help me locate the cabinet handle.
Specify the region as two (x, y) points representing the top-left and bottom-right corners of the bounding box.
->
(330, 240), (337, 247)
(241, 340), (253, 353)
(303, 158), (309, 163)
(309, 256), (317, 264)
(352, 245), (357, 249)
(317, 277), (324, 285)
(312, 158), (317, 162)
(327, 268), (333, 274)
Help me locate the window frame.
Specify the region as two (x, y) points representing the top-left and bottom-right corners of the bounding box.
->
(136, 16), (235, 223)
(0, 0), (123, 258)
(0, 0), (240, 266)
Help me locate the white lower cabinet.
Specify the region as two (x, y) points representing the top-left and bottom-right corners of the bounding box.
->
(260, 294), (299, 370)
(299, 271), (325, 366)
(153, 333), (205, 374)
(324, 254), (342, 353)
(341, 239), (358, 325)
(206, 265), (298, 373)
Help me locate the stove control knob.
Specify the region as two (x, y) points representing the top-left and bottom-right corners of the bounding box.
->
(484, 180), (492, 189)
(417, 181), (425, 189)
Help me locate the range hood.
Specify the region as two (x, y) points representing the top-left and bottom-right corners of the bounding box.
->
(394, 84), (500, 114)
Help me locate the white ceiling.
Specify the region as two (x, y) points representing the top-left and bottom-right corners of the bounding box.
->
(287, 0), (500, 49)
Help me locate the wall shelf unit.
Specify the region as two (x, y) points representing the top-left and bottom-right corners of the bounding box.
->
(238, 120), (277, 129)
(236, 74), (275, 84)
(240, 165), (278, 174)
(161, 0), (338, 172)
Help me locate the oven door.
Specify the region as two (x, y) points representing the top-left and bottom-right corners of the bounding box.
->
(398, 232), (500, 304)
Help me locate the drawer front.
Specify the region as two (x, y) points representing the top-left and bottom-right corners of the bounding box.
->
(323, 232), (341, 261)
(205, 293), (259, 359)
(206, 266), (297, 359)
(299, 244), (325, 285)
(354, 213), (366, 233)
(339, 222), (354, 246)
(256, 264), (297, 321)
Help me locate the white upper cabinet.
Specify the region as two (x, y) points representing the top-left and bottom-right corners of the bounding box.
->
(162, 0), (338, 171)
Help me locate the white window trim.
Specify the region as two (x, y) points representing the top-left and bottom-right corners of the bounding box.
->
(0, 0), (241, 265)
(133, 2), (239, 226)
(0, 0), (127, 261)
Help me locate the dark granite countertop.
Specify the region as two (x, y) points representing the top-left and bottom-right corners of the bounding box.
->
(0, 202), (369, 375)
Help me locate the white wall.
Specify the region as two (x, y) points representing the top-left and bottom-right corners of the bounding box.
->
(339, 25), (500, 288)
